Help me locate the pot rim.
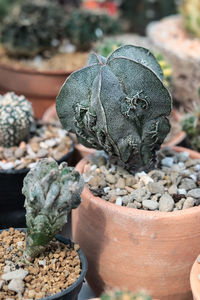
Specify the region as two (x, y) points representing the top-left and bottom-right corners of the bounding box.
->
(0, 228), (88, 300)
(0, 61), (74, 76)
(76, 145), (200, 219)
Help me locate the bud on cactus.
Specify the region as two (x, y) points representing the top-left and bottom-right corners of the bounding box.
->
(100, 290), (152, 300)
(56, 45), (172, 173)
(22, 158), (84, 259)
(0, 92), (33, 147)
(180, 0), (200, 38)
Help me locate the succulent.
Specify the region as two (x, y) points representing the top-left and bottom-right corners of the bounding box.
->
(180, 0), (200, 38)
(66, 9), (121, 51)
(22, 158), (84, 259)
(119, 0), (177, 35)
(0, 92), (33, 147)
(56, 45), (172, 173)
(181, 108), (200, 151)
(1, 0), (68, 57)
(100, 290), (152, 300)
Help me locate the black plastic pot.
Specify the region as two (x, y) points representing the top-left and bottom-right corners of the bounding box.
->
(0, 228), (88, 300)
(0, 138), (75, 229)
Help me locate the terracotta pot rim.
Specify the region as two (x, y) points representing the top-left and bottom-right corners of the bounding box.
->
(0, 61), (74, 76)
(76, 145), (200, 219)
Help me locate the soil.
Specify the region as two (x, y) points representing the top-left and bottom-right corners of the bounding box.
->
(0, 45), (89, 72)
(0, 228), (81, 299)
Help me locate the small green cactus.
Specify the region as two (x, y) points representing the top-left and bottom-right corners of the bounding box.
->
(22, 158), (84, 259)
(0, 92), (33, 147)
(181, 108), (200, 152)
(56, 45), (172, 173)
(66, 9), (121, 51)
(1, 0), (68, 57)
(154, 53), (172, 88)
(97, 39), (123, 58)
(100, 290), (152, 300)
(180, 0), (200, 38)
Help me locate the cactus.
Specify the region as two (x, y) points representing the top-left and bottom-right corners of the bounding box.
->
(0, 92), (33, 147)
(56, 45), (172, 173)
(181, 108), (200, 152)
(180, 0), (200, 38)
(97, 39), (124, 58)
(154, 53), (172, 88)
(0, 0), (68, 57)
(119, 0), (177, 35)
(100, 290), (152, 300)
(22, 158), (84, 259)
(66, 9), (121, 51)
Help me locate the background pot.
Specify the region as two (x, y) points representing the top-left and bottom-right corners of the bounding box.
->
(147, 15), (200, 110)
(0, 228), (88, 300)
(0, 140), (75, 229)
(190, 256), (200, 300)
(72, 146), (200, 300)
(0, 63), (72, 118)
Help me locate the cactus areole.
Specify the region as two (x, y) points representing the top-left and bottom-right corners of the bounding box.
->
(56, 45), (172, 173)
(22, 158), (84, 259)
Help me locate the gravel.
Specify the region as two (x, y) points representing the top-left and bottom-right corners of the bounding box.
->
(83, 148), (200, 211)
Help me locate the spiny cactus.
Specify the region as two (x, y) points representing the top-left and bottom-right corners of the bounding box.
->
(181, 108), (200, 152)
(1, 0), (68, 57)
(0, 92), (33, 147)
(22, 158), (84, 259)
(180, 0), (200, 38)
(56, 45), (172, 173)
(100, 290), (152, 300)
(66, 9), (120, 51)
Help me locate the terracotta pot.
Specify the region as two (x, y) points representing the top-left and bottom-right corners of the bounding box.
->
(190, 256), (200, 300)
(72, 146), (200, 300)
(0, 63), (71, 118)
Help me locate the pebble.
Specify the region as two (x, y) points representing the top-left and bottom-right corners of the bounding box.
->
(116, 197), (122, 206)
(168, 184), (177, 195)
(183, 197), (195, 209)
(2, 269), (28, 281)
(147, 182), (165, 194)
(179, 178), (196, 191)
(187, 188), (200, 199)
(106, 174), (116, 184)
(176, 151), (190, 162)
(177, 189), (187, 195)
(161, 157), (174, 167)
(159, 194), (174, 212)
(8, 278), (25, 294)
(142, 200), (159, 210)
(130, 187), (150, 203)
(14, 147), (25, 158)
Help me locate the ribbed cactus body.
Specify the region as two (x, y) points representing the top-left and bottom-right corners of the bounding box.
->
(56, 45), (172, 173)
(180, 0), (200, 38)
(0, 92), (33, 147)
(22, 158), (84, 259)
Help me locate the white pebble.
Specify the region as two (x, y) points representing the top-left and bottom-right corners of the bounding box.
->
(190, 174), (197, 182)
(161, 157), (174, 167)
(178, 189), (187, 195)
(90, 164), (97, 171)
(0, 162), (14, 170)
(2, 269), (28, 281)
(103, 187), (110, 193)
(178, 162), (184, 167)
(38, 259), (46, 266)
(29, 162), (37, 169)
(116, 197), (122, 206)
(194, 164), (200, 172)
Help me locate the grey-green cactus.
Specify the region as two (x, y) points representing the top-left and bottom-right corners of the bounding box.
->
(101, 290), (152, 300)
(0, 0), (68, 57)
(22, 158), (84, 259)
(56, 45), (172, 173)
(0, 92), (33, 147)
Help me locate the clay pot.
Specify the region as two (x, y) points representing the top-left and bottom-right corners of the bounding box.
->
(0, 63), (71, 118)
(190, 256), (200, 300)
(72, 146), (200, 300)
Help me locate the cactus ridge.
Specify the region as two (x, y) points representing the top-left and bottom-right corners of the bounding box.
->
(57, 45), (172, 173)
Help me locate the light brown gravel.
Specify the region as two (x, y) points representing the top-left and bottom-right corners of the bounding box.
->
(0, 229), (81, 299)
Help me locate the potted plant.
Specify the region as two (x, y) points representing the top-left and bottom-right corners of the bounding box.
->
(0, 157), (88, 299)
(92, 289), (153, 300)
(147, 0), (200, 110)
(0, 91), (74, 229)
(0, 0), (120, 118)
(56, 44), (200, 300)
